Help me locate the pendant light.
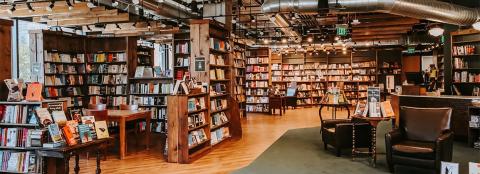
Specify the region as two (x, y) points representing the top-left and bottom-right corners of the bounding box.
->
(428, 26), (444, 37)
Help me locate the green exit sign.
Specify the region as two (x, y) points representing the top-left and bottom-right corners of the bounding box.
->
(336, 24), (348, 36)
(407, 47), (415, 54)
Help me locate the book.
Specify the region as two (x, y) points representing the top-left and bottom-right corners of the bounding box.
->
(4, 79), (24, 102)
(25, 82), (42, 101)
(380, 101), (395, 117)
(35, 108), (53, 127)
(354, 101), (367, 116)
(48, 123), (64, 143)
(81, 116), (96, 139)
(78, 124), (92, 143)
(94, 121), (109, 139)
(469, 162), (480, 174)
(367, 87), (381, 117)
(441, 161), (459, 174)
(69, 109), (82, 122)
(62, 125), (77, 146)
(51, 111), (68, 126)
(135, 66), (145, 77)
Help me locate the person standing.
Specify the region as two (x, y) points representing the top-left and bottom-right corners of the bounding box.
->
(428, 64), (438, 91)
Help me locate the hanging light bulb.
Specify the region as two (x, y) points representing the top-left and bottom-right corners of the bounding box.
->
(473, 21), (480, 31)
(147, 21), (151, 29)
(334, 36), (339, 41)
(250, 15), (255, 23)
(46, 1), (55, 11)
(307, 37), (313, 43)
(428, 26), (444, 37)
(281, 38), (287, 43)
(7, 4), (16, 15)
(132, 0), (140, 4)
(263, 39), (270, 44)
(111, 0), (119, 7)
(66, 0), (74, 10)
(27, 2), (35, 13)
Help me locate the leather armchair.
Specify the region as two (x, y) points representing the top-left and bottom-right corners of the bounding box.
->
(385, 106), (453, 173)
(321, 117), (372, 157)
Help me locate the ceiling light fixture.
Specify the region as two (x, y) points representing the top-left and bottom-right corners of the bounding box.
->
(147, 21), (151, 29)
(250, 15), (255, 23)
(111, 0), (119, 7)
(334, 36), (339, 41)
(46, 1), (55, 11)
(27, 2), (34, 13)
(263, 39), (270, 44)
(7, 4), (16, 14)
(160, 23), (166, 28)
(307, 37), (313, 43)
(351, 19), (361, 25)
(428, 26), (444, 37)
(66, 0), (73, 10)
(281, 38), (287, 43)
(87, 0), (96, 8)
(473, 21), (480, 31)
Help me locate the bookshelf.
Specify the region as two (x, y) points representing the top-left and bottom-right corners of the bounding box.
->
(451, 29), (480, 95)
(246, 47), (271, 113)
(271, 53), (286, 96)
(233, 41), (247, 117)
(173, 32), (191, 81)
(136, 43), (154, 67)
(0, 100), (66, 174)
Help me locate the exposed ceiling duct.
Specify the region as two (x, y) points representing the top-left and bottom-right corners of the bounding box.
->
(261, 0), (480, 26)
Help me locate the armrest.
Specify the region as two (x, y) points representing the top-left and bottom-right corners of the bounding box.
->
(323, 119), (351, 128)
(385, 129), (403, 168)
(436, 130), (454, 163)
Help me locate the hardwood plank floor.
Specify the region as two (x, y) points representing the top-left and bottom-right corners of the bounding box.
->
(75, 107), (349, 174)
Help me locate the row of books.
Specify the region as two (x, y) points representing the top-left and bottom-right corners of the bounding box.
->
(87, 53), (126, 63)
(453, 58), (468, 69)
(86, 64), (128, 74)
(352, 69), (376, 75)
(130, 96), (166, 106)
(87, 75), (128, 85)
(246, 65), (268, 73)
(187, 97), (207, 112)
(209, 54), (225, 66)
(211, 127), (229, 145)
(210, 99), (228, 112)
(282, 64), (304, 70)
(210, 38), (227, 52)
(328, 64), (351, 69)
(297, 98), (312, 105)
(130, 83), (173, 94)
(352, 75), (375, 81)
(298, 84), (312, 91)
(89, 96), (127, 107)
(246, 88), (267, 96)
(88, 86), (126, 95)
(44, 51), (85, 63)
(188, 129), (208, 148)
(152, 121), (167, 133)
(61, 97), (84, 108)
(45, 63), (85, 74)
(304, 63), (327, 69)
(175, 57), (189, 67)
(452, 45), (476, 56)
(454, 72), (480, 83)
(209, 83), (227, 96)
(210, 69), (226, 80)
(246, 104), (269, 112)
(45, 87), (83, 98)
(0, 150), (36, 173)
(211, 112), (228, 127)
(0, 128), (36, 147)
(297, 91), (311, 98)
(246, 96), (269, 104)
(45, 75), (84, 86)
(234, 59), (245, 67)
(246, 81), (268, 88)
(0, 105), (39, 124)
(150, 107), (167, 120)
(175, 43), (190, 54)
(246, 73), (269, 80)
(246, 57), (269, 64)
(352, 61), (375, 68)
(188, 112), (206, 129)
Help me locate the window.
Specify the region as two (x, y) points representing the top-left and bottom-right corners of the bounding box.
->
(13, 20), (47, 81)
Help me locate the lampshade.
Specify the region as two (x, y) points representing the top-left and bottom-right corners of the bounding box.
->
(428, 26), (444, 37)
(473, 21), (480, 31)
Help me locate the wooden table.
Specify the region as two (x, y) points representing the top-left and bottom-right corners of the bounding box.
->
(351, 115), (392, 167)
(38, 138), (111, 174)
(269, 96), (286, 115)
(107, 110), (151, 159)
(318, 103), (351, 120)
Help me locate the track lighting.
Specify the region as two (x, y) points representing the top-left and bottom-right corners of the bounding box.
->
(27, 2), (34, 13)
(111, 0), (119, 7)
(7, 4), (16, 15)
(87, 0), (96, 8)
(66, 0), (74, 10)
(116, 23), (121, 29)
(250, 15), (255, 23)
(428, 26), (444, 37)
(46, 1), (55, 12)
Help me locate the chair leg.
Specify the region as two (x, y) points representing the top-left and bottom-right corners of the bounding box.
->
(336, 148), (341, 157)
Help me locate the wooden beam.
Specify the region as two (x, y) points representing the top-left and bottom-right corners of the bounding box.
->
(46, 13), (129, 26)
(33, 9), (118, 23)
(0, 3), (105, 18)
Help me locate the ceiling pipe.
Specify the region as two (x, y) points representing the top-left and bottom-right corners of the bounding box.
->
(261, 0), (480, 26)
(270, 13), (299, 39)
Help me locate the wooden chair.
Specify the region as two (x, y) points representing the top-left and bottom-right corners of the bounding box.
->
(269, 96), (284, 116)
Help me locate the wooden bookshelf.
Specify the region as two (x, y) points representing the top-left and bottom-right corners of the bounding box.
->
(0, 100), (66, 174)
(232, 41), (247, 117)
(245, 47), (271, 113)
(173, 32), (191, 81)
(451, 29), (480, 95)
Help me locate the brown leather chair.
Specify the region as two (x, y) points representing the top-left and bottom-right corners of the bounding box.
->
(385, 106), (453, 174)
(320, 115), (372, 157)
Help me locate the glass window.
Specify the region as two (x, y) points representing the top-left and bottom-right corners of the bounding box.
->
(14, 20), (47, 81)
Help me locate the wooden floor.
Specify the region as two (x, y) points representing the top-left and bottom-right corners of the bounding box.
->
(76, 107), (348, 174)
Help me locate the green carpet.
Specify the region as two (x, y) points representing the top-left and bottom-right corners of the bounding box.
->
(234, 122), (480, 174)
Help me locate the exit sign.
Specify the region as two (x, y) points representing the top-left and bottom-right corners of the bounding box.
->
(407, 47), (415, 54)
(336, 24), (348, 36)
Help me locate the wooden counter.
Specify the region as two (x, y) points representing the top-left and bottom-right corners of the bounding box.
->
(391, 94), (480, 142)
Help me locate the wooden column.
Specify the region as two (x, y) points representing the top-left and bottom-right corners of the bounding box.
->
(0, 19), (13, 101)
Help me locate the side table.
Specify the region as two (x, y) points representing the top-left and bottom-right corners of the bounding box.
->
(351, 115), (392, 167)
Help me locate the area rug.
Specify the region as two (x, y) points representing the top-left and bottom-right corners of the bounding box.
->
(233, 122), (479, 174)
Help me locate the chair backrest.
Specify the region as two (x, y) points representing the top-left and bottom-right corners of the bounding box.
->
(119, 104), (138, 111)
(400, 106), (452, 142)
(85, 109), (108, 122)
(88, 104), (107, 110)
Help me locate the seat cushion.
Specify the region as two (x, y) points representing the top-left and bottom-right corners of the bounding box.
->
(325, 128), (335, 134)
(392, 140), (435, 159)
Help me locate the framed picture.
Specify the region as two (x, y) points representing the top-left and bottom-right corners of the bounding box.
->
(194, 57), (206, 72)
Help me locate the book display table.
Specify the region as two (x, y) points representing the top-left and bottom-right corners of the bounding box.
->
(38, 138), (112, 174)
(351, 115), (392, 167)
(318, 103), (351, 120)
